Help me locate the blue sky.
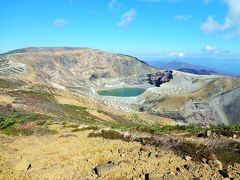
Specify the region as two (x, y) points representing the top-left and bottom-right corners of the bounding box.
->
(0, 0), (240, 59)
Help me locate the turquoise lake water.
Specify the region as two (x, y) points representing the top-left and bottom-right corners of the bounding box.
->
(97, 88), (146, 97)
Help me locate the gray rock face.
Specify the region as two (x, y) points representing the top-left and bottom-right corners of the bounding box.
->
(217, 86), (240, 124)
(147, 70), (173, 87)
(182, 100), (222, 125)
(0, 56), (27, 76)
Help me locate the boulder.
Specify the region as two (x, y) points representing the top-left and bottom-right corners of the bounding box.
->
(184, 163), (199, 172)
(218, 170), (229, 178)
(208, 160), (223, 170)
(147, 70), (173, 87)
(93, 162), (114, 177)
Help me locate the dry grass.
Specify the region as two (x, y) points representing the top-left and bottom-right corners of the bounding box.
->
(155, 95), (188, 111)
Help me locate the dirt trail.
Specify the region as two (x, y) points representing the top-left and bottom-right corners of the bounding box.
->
(0, 127), (239, 180)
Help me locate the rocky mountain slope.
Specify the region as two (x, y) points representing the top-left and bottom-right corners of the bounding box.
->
(1, 47), (240, 179)
(1, 47), (157, 86)
(0, 47), (240, 125)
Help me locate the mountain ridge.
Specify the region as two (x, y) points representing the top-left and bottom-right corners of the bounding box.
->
(0, 47), (240, 125)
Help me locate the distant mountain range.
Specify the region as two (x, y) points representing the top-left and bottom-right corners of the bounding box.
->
(146, 60), (224, 75)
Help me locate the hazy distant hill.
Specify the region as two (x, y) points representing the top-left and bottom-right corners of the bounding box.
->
(147, 61), (219, 75)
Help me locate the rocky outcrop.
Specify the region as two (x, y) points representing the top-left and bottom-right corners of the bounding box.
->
(0, 56), (27, 76)
(147, 70), (173, 87)
(210, 85), (240, 124)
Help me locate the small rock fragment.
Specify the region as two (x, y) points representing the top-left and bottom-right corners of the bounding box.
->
(233, 134), (237, 139)
(202, 158), (207, 163)
(208, 160), (223, 170)
(206, 130), (212, 137)
(162, 174), (177, 180)
(184, 163), (199, 172)
(147, 172), (162, 180)
(93, 162), (114, 177)
(184, 156), (192, 162)
(219, 170), (229, 178)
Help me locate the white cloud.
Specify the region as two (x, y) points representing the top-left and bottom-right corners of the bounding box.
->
(202, 45), (230, 55)
(117, 9), (137, 27)
(168, 51), (185, 57)
(201, 16), (222, 33)
(202, 45), (218, 54)
(226, 0), (240, 25)
(175, 15), (192, 21)
(108, 0), (121, 11)
(53, 18), (67, 27)
(201, 0), (240, 38)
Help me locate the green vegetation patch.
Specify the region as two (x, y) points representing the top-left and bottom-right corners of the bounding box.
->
(7, 90), (56, 102)
(110, 123), (205, 134)
(0, 112), (44, 129)
(110, 123), (240, 136)
(0, 111), (55, 136)
(216, 148), (240, 166)
(60, 104), (107, 125)
(0, 79), (25, 89)
(209, 124), (240, 136)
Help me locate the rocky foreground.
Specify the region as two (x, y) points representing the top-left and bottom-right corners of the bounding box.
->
(0, 125), (240, 180)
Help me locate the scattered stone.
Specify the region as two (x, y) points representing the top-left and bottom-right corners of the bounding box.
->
(206, 130), (212, 137)
(147, 172), (162, 180)
(197, 130), (212, 138)
(233, 134), (237, 139)
(162, 174), (177, 180)
(219, 170), (229, 178)
(193, 177), (200, 180)
(184, 163), (199, 172)
(140, 146), (149, 152)
(27, 164), (32, 170)
(184, 156), (192, 162)
(208, 160), (223, 170)
(176, 167), (181, 172)
(233, 163), (240, 168)
(118, 148), (124, 154)
(93, 162), (114, 177)
(77, 124), (90, 129)
(148, 152), (157, 158)
(202, 158), (207, 163)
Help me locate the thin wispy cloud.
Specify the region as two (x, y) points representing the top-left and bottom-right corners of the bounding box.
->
(117, 9), (137, 27)
(53, 18), (67, 27)
(201, 0), (240, 38)
(168, 51), (185, 57)
(202, 45), (218, 54)
(202, 45), (230, 55)
(175, 15), (192, 21)
(108, 0), (121, 11)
